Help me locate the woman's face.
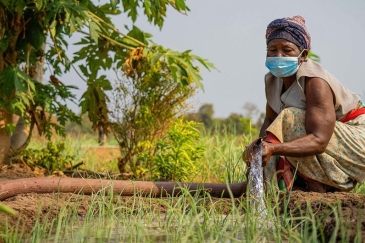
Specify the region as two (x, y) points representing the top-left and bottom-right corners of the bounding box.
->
(267, 38), (307, 61)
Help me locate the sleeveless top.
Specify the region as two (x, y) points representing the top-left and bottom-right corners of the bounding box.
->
(265, 59), (361, 120)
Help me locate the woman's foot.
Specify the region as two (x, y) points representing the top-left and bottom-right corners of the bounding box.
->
(306, 180), (326, 193)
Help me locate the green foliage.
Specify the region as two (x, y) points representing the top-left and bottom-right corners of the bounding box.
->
(187, 104), (260, 138)
(151, 46), (214, 90)
(79, 77), (112, 132)
(26, 18), (46, 50)
(32, 81), (81, 138)
(0, 65), (80, 138)
(5, 123), (16, 134)
(115, 0), (190, 28)
(215, 113), (258, 138)
(65, 113), (95, 136)
(0, 66), (36, 117)
(110, 54), (197, 177)
(76, 27), (215, 133)
(0, 202), (16, 216)
(197, 104), (214, 128)
(308, 51), (320, 62)
(0, 0), (214, 147)
(153, 118), (205, 181)
(198, 128), (248, 183)
(17, 141), (76, 173)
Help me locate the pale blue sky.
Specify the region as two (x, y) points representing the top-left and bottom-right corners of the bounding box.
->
(60, 0), (365, 118)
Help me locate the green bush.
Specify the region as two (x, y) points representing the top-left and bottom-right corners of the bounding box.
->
(153, 118), (205, 181)
(17, 141), (76, 173)
(110, 56), (196, 177)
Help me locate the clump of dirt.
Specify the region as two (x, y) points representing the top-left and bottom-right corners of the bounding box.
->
(0, 193), (90, 236)
(280, 191), (365, 242)
(0, 164), (45, 182)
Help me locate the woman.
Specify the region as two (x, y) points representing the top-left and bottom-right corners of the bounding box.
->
(245, 16), (365, 193)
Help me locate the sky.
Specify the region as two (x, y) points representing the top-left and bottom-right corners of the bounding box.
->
(59, 0), (365, 118)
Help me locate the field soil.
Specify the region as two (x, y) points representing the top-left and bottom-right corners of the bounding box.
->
(82, 145), (120, 163)
(1, 163), (365, 241)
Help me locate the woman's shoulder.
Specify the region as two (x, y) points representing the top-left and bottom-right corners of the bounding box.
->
(296, 59), (329, 79)
(296, 59), (351, 91)
(297, 59), (361, 119)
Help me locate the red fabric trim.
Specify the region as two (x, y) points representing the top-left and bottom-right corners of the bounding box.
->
(265, 132), (281, 144)
(277, 157), (294, 190)
(265, 132), (318, 189)
(340, 107), (365, 123)
(266, 133), (294, 190)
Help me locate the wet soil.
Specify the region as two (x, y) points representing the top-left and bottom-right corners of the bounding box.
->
(1, 164), (365, 242)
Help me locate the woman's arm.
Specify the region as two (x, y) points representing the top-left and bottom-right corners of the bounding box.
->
(262, 77), (336, 164)
(259, 103), (278, 138)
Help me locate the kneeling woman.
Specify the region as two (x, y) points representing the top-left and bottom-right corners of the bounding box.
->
(246, 15), (365, 193)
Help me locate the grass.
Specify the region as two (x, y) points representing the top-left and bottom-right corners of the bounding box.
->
(0, 188), (274, 242)
(2, 129), (365, 242)
(2, 186), (359, 242)
(198, 131), (248, 183)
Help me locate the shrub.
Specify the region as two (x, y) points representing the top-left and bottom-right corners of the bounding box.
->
(109, 52), (196, 177)
(16, 141), (76, 173)
(153, 118), (205, 181)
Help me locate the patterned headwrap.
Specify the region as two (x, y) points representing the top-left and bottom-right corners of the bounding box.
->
(266, 15), (311, 50)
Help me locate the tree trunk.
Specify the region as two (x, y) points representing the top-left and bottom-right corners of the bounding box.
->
(98, 127), (106, 146)
(0, 108), (13, 165)
(10, 115), (30, 150)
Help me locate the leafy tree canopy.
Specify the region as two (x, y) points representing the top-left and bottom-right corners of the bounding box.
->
(0, 0), (214, 138)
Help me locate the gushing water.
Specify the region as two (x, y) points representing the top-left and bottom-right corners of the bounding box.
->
(248, 140), (267, 219)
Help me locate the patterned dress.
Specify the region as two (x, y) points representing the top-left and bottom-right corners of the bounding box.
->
(263, 107), (365, 190)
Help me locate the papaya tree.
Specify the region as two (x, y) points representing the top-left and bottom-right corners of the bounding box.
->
(0, 0), (214, 165)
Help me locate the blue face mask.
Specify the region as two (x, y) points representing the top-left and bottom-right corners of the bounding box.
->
(265, 50), (305, 78)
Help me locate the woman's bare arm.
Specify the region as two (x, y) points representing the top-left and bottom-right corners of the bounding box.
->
(259, 103), (278, 138)
(262, 77), (336, 163)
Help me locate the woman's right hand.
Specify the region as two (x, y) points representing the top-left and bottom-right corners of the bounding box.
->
(261, 141), (275, 166)
(242, 138), (263, 166)
(243, 138), (276, 167)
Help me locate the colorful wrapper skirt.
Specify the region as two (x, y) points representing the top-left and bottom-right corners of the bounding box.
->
(263, 107), (365, 191)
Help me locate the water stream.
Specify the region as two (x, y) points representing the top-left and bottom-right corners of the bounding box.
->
(248, 140), (267, 219)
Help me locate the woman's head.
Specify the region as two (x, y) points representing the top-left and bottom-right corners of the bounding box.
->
(266, 15), (311, 51)
(264, 16), (310, 77)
